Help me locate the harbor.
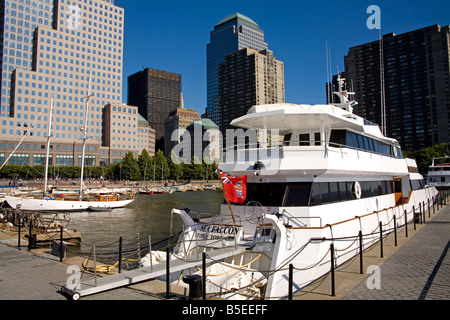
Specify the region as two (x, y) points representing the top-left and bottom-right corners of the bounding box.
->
(1, 189), (449, 300)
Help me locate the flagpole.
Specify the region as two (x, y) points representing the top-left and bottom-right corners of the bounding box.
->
(216, 164), (236, 224)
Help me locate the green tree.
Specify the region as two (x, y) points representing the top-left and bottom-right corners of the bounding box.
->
(120, 151), (141, 180)
(168, 150), (183, 181)
(153, 150), (170, 180)
(138, 149), (153, 181)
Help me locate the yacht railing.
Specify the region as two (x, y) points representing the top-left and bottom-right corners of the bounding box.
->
(221, 140), (400, 163)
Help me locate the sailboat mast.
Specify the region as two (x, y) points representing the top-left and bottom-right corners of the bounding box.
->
(44, 95), (54, 196)
(79, 72), (92, 200)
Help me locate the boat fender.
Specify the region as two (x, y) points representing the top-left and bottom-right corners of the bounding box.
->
(352, 181), (362, 199)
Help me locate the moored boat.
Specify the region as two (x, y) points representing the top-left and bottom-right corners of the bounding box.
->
(142, 75), (438, 300)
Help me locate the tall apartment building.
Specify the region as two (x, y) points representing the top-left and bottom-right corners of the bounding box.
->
(128, 67), (182, 153)
(206, 13), (268, 125)
(344, 24), (450, 151)
(218, 48), (285, 135)
(0, 0), (151, 166)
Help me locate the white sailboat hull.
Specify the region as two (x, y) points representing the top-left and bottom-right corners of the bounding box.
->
(5, 196), (134, 212)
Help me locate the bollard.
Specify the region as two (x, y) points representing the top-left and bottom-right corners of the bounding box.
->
(330, 244), (335, 297)
(359, 231), (364, 274)
(288, 264), (293, 300)
(202, 252), (207, 301)
(118, 237), (123, 274)
(413, 206), (417, 230)
(60, 226), (63, 262)
(394, 216), (398, 247)
(379, 222), (384, 258)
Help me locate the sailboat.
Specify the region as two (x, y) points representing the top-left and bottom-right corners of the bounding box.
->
(5, 73), (135, 211)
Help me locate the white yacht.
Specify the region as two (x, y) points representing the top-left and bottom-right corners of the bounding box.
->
(145, 76), (438, 300)
(427, 157), (450, 190)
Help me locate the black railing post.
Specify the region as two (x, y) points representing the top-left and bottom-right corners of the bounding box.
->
(405, 210), (408, 238)
(419, 202), (422, 224)
(18, 220), (21, 250)
(413, 206), (417, 230)
(422, 202), (426, 224)
(60, 226), (63, 262)
(202, 252), (207, 301)
(330, 244), (335, 297)
(379, 222), (384, 258)
(289, 264), (293, 300)
(118, 237), (123, 274)
(394, 215), (398, 247)
(359, 231), (364, 274)
(28, 217), (32, 251)
(166, 247), (170, 299)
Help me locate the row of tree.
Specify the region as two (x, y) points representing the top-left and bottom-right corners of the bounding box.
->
(0, 149), (219, 182)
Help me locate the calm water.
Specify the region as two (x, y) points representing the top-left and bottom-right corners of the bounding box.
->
(67, 190), (224, 257)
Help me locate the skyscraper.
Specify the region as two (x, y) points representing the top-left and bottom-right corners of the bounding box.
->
(344, 24), (450, 151)
(0, 0), (149, 166)
(218, 48), (285, 135)
(128, 67), (182, 153)
(206, 13), (268, 125)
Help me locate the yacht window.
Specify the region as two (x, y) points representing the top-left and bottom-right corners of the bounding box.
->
(329, 182), (340, 202)
(339, 182), (351, 201)
(283, 183), (313, 206)
(299, 134), (310, 146)
(347, 132), (358, 149)
(244, 183), (287, 207)
(329, 130), (346, 147)
(320, 182), (331, 204)
(310, 183), (322, 206)
(314, 132), (321, 146)
(283, 133), (292, 146)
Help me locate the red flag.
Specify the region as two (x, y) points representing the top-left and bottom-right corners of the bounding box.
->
(220, 170), (247, 204)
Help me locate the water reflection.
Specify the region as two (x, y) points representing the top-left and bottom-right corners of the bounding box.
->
(68, 190), (224, 252)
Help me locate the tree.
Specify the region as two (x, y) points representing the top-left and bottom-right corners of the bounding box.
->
(138, 149), (153, 181)
(153, 150), (170, 180)
(120, 151), (141, 180)
(168, 150), (183, 181)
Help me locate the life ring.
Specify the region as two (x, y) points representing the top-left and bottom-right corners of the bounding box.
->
(352, 181), (362, 199)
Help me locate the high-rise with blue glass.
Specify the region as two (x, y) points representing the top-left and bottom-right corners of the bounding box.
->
(206, 13), (268, 124)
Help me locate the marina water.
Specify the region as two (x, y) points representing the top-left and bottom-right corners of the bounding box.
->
(66, 190), (224, 263)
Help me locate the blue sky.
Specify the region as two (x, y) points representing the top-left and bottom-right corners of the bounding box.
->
(116, 0), (450, 116)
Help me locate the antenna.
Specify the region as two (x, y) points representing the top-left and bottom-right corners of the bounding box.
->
(379, 29), (386, 136)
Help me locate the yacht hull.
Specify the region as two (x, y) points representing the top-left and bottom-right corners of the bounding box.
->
(5, 196), (134, 211)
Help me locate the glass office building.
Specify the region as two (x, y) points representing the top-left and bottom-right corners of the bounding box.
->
(0, 0), (150, 165)
(206, 13), (268, 125)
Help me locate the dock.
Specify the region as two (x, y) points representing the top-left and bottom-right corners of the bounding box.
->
(0, 201), (449, 301)
(61, 246), (247, 300)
